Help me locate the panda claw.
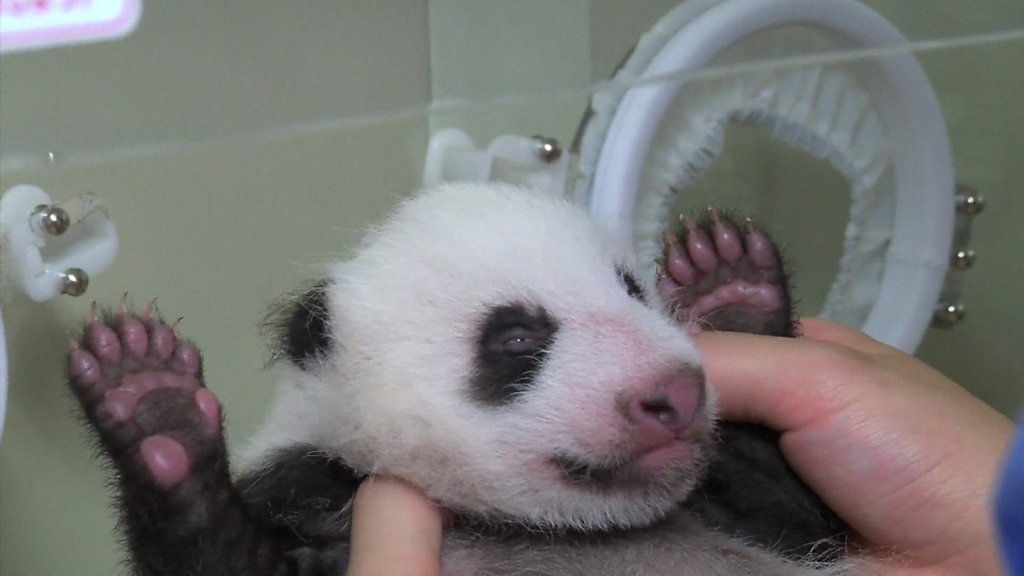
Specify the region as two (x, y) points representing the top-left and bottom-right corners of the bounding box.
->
(116, 293), (129, 315)
(141, 297), (158, 321)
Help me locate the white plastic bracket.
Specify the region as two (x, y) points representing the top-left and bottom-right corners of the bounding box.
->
(1, 184), (119, 302)
(423, 128), (569, 195)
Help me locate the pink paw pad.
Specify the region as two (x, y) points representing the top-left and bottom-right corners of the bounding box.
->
(140, 435), (191, 489)
(97, 371), (199, 424)
(116, 313), (149, 358)
(86, 321), (123, 365)
(658, 210), (791, 336)
(68, 345), (102, 386)
(66, 302), (224, 491)
(172, 341), (201, 376)
(194, 388), (221, 431)
(148, 322), (177, 361)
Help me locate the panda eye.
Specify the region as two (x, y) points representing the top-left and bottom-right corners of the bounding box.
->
(492, 326), (548, 356)
(473, 303), (560, 406)
(618, 268), (645, 302)
(479, 305), (557, 357)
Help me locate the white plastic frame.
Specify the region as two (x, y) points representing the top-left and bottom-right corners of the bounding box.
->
(584, 0), (954, 352)
(0, 185), (119, 302)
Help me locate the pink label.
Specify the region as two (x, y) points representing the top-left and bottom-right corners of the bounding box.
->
(1, 0), (141, 54)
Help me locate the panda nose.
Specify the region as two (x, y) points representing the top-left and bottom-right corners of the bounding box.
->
(626, 370), (705, 442)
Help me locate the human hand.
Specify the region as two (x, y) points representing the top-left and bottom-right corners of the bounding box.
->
(694, 318), (1014, 575)
(346, 476), (446, 576)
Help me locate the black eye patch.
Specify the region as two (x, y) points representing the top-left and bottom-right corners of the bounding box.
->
(472, 303), (558, 406)
(618, 268), (645, 302)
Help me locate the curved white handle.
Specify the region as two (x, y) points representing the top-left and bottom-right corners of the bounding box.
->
(587, 0), (953, 352)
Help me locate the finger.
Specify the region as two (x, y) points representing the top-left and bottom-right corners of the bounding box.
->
(797, 317), (895, 356)
(693, 331), (859, 430)
(347, 476), (445, 576)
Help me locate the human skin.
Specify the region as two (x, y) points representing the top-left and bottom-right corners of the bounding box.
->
(695, 318), (1014, 576)
(346, 476), (446, 576)
(347, 319), (1013, 576)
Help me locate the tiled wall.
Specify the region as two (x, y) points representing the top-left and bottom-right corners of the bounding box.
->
(1, 2), (1021, 574)
(1, 3), (434, 574)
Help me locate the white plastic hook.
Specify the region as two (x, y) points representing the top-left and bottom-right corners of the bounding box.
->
(423, 128), (569, 196)
(1, 184), (119, 302)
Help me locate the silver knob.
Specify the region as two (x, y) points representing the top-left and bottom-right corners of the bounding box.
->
(61, 268), (90, 297)
(955, 186), (984, 215)
(952, 249), (976, 269)
(532, 136), (562, 164)
(32, 204), (71, 236)
(932, 301), (966, 326)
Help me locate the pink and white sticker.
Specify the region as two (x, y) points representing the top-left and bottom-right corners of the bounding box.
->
(1, 0), (141, 54)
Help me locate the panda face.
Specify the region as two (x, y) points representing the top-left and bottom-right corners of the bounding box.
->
(262, 183), (715, 532)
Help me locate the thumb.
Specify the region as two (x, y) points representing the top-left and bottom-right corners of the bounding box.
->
(692, 328), (861, 431)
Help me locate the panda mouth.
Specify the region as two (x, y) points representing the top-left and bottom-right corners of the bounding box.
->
(551, 441), (692, 488)
(552, 454), (624, 486)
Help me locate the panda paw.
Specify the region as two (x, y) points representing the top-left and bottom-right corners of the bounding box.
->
(657, 209), (793, 336)
(67, 301), (225, 490)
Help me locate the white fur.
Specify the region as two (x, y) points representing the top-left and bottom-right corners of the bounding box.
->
(242, 183), (714, 531)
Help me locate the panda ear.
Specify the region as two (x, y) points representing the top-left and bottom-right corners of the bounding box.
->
(263, 279), (334, 370)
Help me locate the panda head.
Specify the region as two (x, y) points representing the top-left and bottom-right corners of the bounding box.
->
(261, 183), (715, 532)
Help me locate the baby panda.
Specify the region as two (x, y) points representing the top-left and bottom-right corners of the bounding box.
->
(66, 183), (850, 575)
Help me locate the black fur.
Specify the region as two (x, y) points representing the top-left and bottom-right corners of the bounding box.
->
(471, 303), (559, 406)
(617, 267), (646, 302)
(237, 445), (364, 550)
(683, 423), (847, 561)
(264, 280), (334, 370)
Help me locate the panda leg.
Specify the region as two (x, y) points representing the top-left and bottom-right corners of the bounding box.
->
(658, 208), (794, 337)
(67, 304), (344, 575)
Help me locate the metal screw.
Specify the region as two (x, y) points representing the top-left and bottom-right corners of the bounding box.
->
(32, 204), (71, 236)
(932, 301), (966, 326)
(955, 186), (984, 215)
(532, 136), (562, 164)
(952, 249), (976, 270)
(61, 268), (90, 297)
